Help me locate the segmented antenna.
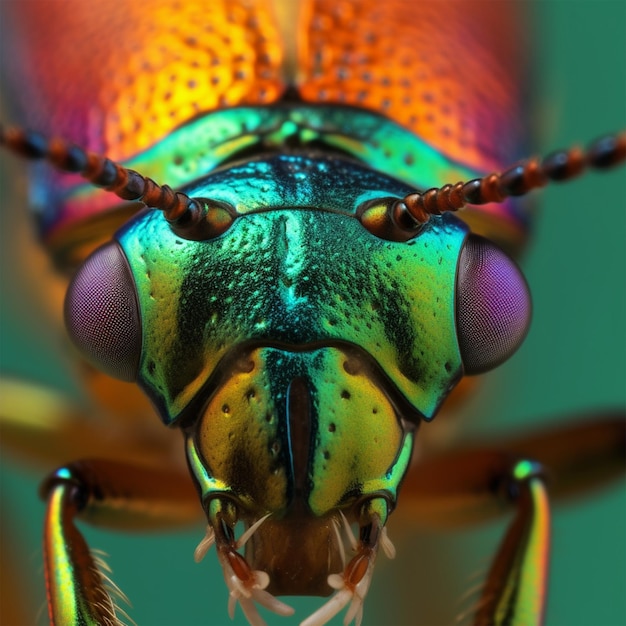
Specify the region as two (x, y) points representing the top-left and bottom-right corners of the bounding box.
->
(400, 132), (626, 224)
(0, 125), (232, 240)
(2, 124), (624, 234)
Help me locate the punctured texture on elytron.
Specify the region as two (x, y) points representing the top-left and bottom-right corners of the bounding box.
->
(0, 0), (529, 255)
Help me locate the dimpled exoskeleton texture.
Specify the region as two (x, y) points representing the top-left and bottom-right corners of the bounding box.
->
(116, 154), (468, 423)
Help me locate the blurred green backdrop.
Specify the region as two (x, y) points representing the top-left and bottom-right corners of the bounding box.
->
(1, 2), (624, 625)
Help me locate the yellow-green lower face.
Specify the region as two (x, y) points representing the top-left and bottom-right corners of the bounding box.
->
(187, 344), (414, 595)
(192, 345), (413, 516)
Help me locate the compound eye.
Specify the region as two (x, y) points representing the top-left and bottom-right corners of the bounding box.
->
(64, 241), (141, 381)
(456, 235), (531, 375)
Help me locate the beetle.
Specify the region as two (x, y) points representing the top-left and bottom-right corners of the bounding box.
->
(0, 1), (620, 624)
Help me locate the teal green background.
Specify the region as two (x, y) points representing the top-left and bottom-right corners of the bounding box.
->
(1, 2), (624, 625)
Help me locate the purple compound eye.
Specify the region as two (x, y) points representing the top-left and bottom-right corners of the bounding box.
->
(64, 241), (141, 381)
(456, 235), (531, 375)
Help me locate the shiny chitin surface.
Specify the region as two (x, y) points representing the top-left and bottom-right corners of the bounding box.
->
(116, 155), (467, 423)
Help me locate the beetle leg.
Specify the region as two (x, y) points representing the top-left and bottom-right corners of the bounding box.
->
(0, 377), (180, 469)
(498, 412), (626, 501)
(301, 497), (393, 626)
(472, 414), (625, 626)
(41, 459), (199, 625)
(398, 413), (625, 625)
(400, 413), (625, 529)
(206, 498), (295, 626)
(472, 460), (550, 626)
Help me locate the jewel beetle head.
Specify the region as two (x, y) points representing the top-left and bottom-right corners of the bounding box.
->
(62, 149), (531, 604)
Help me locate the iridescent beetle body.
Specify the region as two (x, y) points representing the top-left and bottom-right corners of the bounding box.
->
(0, 1), (624, 626)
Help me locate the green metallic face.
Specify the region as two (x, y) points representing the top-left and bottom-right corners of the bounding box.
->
(114, 152), (468, 531)
(64, 148), (533, 598)
(118, 153), (468, 422)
